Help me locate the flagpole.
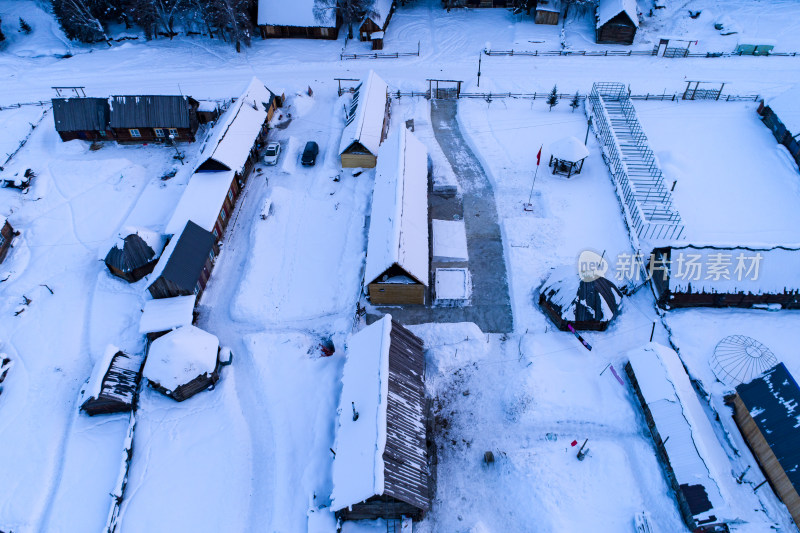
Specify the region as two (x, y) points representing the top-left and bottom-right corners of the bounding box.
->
(527, 144), (544, 206)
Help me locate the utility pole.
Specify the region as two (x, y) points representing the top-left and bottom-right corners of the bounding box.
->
(584, 116), (593, 145)
(477, 53), (482, 88)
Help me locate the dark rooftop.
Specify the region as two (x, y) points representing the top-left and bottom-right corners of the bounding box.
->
(52, 97), (110, 132)
(109, 95), (198, 129)
(157, 221), (215, 292)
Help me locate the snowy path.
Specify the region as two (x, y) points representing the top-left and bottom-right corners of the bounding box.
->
(383, 99), (514, 333)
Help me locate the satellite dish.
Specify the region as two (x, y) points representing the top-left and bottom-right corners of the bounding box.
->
(711, 335), (778, 387)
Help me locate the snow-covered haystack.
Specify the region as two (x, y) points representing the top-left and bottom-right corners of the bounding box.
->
(711, 335), (778, 387)
(538, 265), (623, 331)
(143, 325), (221, 402)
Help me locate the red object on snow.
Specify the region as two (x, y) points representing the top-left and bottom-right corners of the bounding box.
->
(536, 146), (542, 166)
(571, 440), (578, 447)
(319, 344), (334, 357)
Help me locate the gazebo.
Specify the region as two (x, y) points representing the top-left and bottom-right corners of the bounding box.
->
(538, 265), (623, 331)
(549, 136), (589, 178)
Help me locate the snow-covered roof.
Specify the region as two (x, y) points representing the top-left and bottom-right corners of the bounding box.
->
(432, 219), (468, 262)
(767, 85), (800, 136)
(331, 315), (393, 510)
(144, 325), (219, 392)
(257, 0), (336, 28)
(549, 136), (589, 162)
(339, 71), (389, 157)
(139, 295), (197, 335)
(363, 0), (394, 30)
(657, 244), (800, 295)
(596, 0), (639, 29)
(627, 343), (727, 523)
(165, 170), (235, 236)
(85, 345), (122, 402)
(364, 127), (429, 287)
(198, 77), (271, 174)
(435, 268), (472, 301)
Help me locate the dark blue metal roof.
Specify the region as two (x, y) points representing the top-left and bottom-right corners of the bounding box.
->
(736, 363), (800, 490)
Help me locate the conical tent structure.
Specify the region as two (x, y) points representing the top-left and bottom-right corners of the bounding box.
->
(711, 335), (778, 387)
(538, 265), (623, 331)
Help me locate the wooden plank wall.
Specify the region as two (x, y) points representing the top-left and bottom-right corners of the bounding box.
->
(369, 283), (425, 305)
(730, 394), (800, 524)
(341, 152), (377, 168)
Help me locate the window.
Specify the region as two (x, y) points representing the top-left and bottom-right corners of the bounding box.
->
(129, 129), (141, 137)
(209, 250), (216, 261)
(194, 282), (201, 294)
(0, 234), (5, 247)
(212, 228), (219, 238)
(227, 189), (234, 202)
(220, 209), (227, 222)
(98, 130), (106, 137)
(168, 128), (179, 136)
(154, 128), (165, 137)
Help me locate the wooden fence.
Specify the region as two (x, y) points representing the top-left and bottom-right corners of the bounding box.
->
(387, 90), (760, 102)
(484, 49), (800, 58)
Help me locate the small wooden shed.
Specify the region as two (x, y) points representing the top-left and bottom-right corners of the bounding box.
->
(535, 0), (560, 25)
(364, 127), (429, 305)
(139, 295), (197, 341)
(339, 71), (390, 169)
(103, 229), (167, 283)
(143, 325), (227, 402)
(650, 245), (800, 310)
(109, 95), (200, 143)
(0, 218), (15, 264)
(331, 315), (430, 521)
(257, 0), (341, 39)
(52, 97), (112, 141)
(548, 136), (589, 178)
(147, 221), (218, 300)
(359, 0), (395, 42)
(80, 345), (145, 416)
(596, 0), (638, 45)
(758, 88), (800, 169)
(726, 363), (800, 526)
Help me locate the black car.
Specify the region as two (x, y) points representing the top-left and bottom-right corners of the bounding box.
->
(301, 141), (319, 166)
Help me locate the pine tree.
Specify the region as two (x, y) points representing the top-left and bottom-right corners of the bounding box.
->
(547, 85), (559, 111)
(0, 17), (5, 42)
(19, 18), (32, 34)
(570, 91), (580, 112)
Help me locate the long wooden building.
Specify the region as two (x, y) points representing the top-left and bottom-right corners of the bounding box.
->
(109, 95), (200, 143)
(331, 315), (430, 521)
(626, 343), (729, 531)
(81, 345), (145, 416)
(364, 126), (429, 305)
(650, 244), (800, 310)
(758, 88), (800, 168)
(339, 71), (390, 168)
(726, 363), (800, 525)
(595, 0), (638, 45)
(257, 0), (341, 39)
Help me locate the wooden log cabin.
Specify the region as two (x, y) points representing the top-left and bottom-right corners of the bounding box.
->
(147, 221), (218, 300)
(80, 345), (145, 416)
(109, 95), (200, 143)
(103, 229), (167, 283)
(143, 325), (230, 402)
(52, 97), (112, 141)
(650, 245), (800, 310)
(0, 218), (15, 264)
(758, 88), (800, 169)
(359, 0), (394, 46)
(626, 344), (729, 532)
(257, 0), (341, 39)
(534, 0), (560, 24)
(331, 315), (430, 522)
(364, 126), (429, 306)
(339, 71), (390, 169)
(595, 0), (638, 45)
(726, 363), (800, 526)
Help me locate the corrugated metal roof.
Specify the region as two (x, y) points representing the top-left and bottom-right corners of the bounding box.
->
(737, 363), (800, 491)
(109, 95), (198, 129)
(51, 97), (110, 132)
(104, 233), (157, 273)
(154, 221), (215, 292)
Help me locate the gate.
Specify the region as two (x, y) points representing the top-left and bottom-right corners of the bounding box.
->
(664, 47), (689, 58)
(427, 79), (463, 99)
(683, 80), (725, 100)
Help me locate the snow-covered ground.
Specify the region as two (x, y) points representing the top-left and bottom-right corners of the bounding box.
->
(2, 0), (800, 532)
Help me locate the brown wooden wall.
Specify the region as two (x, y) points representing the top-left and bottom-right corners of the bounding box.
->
(369, 283), (425, 305)
(111, 126), (196, 143)
(58, 130), (113, 142)
(596, 14), (637, 45)
(259, 24), (339, 40)
(0, 221), (13, 264)
(729, 394), (800, 524)
(341, 151), (377, 168)
(535, 10), (559, 24)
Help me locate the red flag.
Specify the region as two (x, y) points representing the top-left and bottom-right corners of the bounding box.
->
(536, 146), (542, 166)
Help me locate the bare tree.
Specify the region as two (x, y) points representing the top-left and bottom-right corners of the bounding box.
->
(205, 0), (252, 51)
(52, 0), (111, 43)
(126, 0), (185, 38)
